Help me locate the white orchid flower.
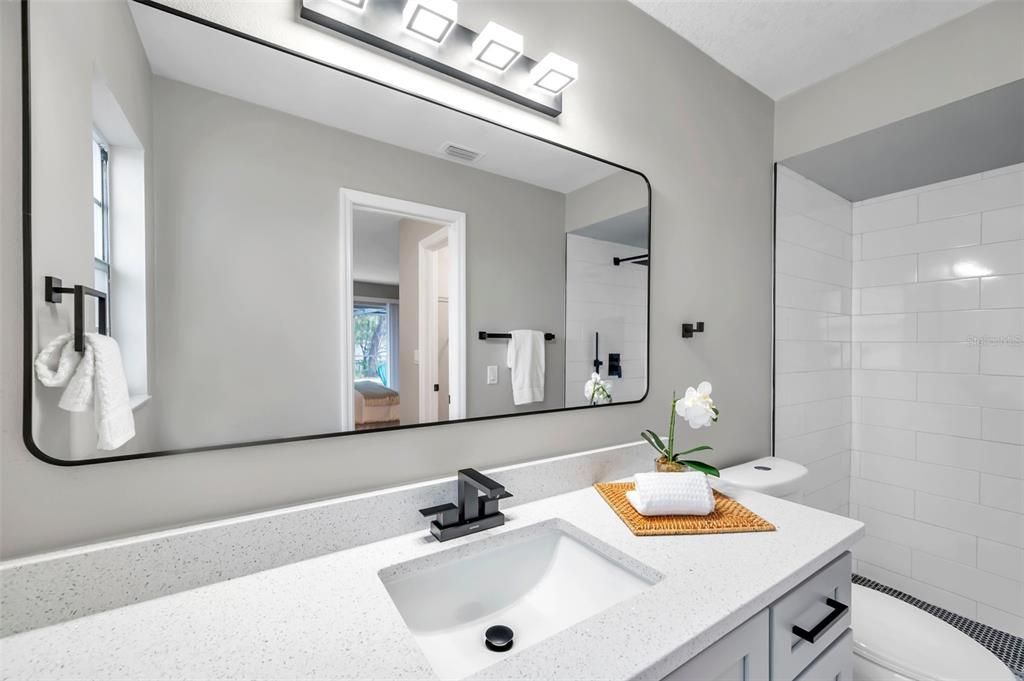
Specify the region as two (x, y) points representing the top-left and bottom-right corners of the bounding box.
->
(584, 372), (613, 404)
(676, 380), (717, 429)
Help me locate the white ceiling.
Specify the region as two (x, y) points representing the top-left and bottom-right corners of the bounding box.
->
(129, 2), (618, 194)
(629, 0), (994, 100)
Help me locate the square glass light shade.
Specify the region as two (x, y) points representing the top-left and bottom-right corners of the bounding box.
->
(331, 0), (367, 10)
(530, 52), (578, 94)
(471, 22), (523, 71)
(402, 0), (458, 44)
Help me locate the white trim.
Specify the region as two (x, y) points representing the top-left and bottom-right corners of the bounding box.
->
(339, 192), (356, 431)
(417, 227), (447, 423)
(448, 208), (467, 421)
(338, 189), (467, 429)
(128, 394), (152, 411)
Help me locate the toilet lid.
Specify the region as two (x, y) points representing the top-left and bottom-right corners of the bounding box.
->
(717, 457), (807, 495)
(852, 585), (1014, 681)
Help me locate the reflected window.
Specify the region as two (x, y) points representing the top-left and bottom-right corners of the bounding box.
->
(353, 302), (392, 385)
(92, 134), (112, 316)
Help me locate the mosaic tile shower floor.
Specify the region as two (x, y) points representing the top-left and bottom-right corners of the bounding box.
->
(854, 574), (1023, 680)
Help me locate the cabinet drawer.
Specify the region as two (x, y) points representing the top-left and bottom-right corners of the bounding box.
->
(794, 630), (852, 681)
(661, 610), (769, 681)
(770, 552), (852, 681)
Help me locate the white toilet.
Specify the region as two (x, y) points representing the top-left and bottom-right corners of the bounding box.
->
(718, 457), (1015, 681)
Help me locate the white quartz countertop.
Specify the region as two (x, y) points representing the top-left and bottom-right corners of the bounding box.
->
(0, 484), (863, 681)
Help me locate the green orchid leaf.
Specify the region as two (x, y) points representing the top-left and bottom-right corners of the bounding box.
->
(676, 445), (713, 456)
(641, 430), (667, 455)
(679, 460), (721, 477)
(667, 393), (678, 459)
(643, 430), (667, 452)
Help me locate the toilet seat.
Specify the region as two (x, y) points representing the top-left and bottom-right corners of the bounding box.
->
(852, 585), (1014, 681)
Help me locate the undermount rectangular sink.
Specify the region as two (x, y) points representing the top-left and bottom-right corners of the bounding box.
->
(379, 518), (663, 679)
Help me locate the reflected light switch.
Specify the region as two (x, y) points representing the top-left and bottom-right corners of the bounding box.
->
(487, 365), (498, 384)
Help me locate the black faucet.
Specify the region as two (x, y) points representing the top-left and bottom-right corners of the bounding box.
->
(419, 469), (513, 542)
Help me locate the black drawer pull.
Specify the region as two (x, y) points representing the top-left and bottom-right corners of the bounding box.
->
(792, 597), (848, 643)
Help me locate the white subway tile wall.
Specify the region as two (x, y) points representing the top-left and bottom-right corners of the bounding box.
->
(564, 234), (648, 407)
(775, 167), (853, 516)
(775, 163), (1024, 636)
(850, 163), (1024, 636)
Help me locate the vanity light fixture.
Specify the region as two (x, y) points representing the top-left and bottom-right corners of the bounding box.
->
(330, 0), (368, 11)
(471, 22), (523, 72)
(530, 52), (578, 94)
(402, 0), (458, 44)
(300, 0), (571, 116)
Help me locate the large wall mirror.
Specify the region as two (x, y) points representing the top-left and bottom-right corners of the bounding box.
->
(24, 0), (650, 464)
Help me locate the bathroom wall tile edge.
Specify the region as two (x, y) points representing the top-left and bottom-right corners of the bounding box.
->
(0, 441), (650, 637)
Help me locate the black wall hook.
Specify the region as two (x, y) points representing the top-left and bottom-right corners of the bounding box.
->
(681, 322), (705, 338)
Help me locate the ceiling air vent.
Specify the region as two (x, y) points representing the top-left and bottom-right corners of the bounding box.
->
(441, 142), (484, 163)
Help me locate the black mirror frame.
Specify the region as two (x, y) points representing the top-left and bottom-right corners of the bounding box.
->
(20, 0), (651, 466)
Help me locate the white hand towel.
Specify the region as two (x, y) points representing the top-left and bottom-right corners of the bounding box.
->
(506, 330), (545, 405)
(626, 471), (716, 516)
(35, 332), (136, 450)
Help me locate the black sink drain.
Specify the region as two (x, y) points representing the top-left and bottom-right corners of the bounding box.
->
(485, 624), (514, 652)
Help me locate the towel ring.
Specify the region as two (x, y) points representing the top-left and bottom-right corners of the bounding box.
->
(44, 276), (108, 353)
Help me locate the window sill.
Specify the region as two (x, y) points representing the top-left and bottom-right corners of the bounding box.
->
(129, 394), (152, 411)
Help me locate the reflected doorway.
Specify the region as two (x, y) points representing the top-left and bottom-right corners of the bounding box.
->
(340, 190), (466, 432)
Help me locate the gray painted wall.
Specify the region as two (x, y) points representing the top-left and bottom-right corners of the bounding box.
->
(353, 282), (399, 300)
(149, 76), (566, 449)
(571, 207), (650, 249)
(565, 171), (649, 234)
(352, 211), (401, 286)
(0, 0), (773, 558)
(397, 218), (443, 426)
(784, 80), (1024, 202)
(775, 0), (1024, 161)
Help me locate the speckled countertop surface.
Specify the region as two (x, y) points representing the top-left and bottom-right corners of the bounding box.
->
(0, 485), (863, 681)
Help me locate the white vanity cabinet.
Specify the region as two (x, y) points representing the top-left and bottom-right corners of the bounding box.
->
(661, 610), (770, 681)
(662, 553), (852, 681)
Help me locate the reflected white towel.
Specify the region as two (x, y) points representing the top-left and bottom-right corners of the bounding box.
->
(35, 333), (135, 450)
(626, 471), (716, 516)
(506, 330), (545, 405)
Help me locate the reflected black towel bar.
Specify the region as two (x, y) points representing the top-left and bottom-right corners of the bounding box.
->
(613, 254), (649, 266)
(44, 276), (108, 353)
(479, 331), (556, 341)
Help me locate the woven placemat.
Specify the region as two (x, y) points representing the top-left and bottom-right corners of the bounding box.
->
(594, 482), (776, 536)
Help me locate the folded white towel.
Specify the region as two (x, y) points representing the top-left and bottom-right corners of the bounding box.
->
(506, 330), (545, 406)
(626, 471), (716, 516)
(35, 333), (136, 450)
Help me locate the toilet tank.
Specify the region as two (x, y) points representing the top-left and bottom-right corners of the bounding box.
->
(716, 457), (808, 502)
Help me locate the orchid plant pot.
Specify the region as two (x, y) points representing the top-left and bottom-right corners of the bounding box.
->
(641, 381), (721, 477)
(655, 458), (689, 473)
